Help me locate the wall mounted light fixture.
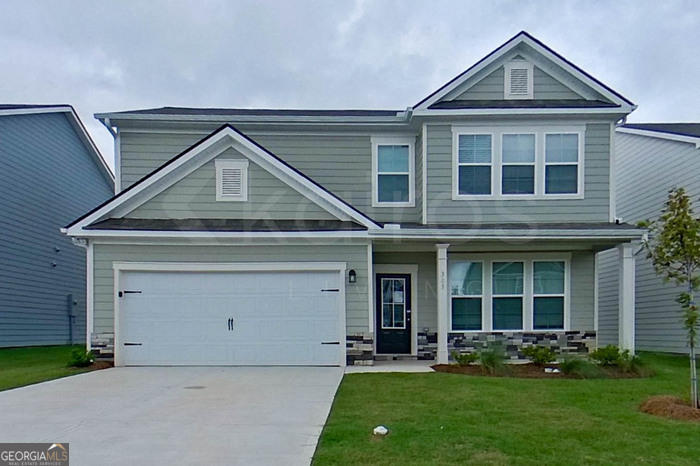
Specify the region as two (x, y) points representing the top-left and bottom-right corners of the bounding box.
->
(348, 269), (357, 284)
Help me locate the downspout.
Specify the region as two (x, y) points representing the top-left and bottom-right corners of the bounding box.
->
(71, 238), (93, 351)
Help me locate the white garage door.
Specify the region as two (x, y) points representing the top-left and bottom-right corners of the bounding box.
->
(118, 269), (343, 366)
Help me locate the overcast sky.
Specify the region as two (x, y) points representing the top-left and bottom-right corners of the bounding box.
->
(1, 0), (698, 170)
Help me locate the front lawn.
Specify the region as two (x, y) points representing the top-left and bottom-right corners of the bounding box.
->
(0, 345), (97, 391)
(314, 353), (700, 465)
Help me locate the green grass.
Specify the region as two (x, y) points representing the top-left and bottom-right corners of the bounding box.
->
(0, 345), (94, 391)
(314, 353), (700, 465)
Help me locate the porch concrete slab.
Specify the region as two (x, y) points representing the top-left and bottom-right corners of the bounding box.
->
(345, 360), (435, 373)
(0, 366), (343, 466)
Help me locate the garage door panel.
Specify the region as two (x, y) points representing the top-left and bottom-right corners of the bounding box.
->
(120, 270), (343, 366)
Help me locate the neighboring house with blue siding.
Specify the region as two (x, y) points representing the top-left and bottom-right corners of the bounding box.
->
(65, 31), (643, 367)
(0, 105), (114, 347)
(598, 124), (700, 353)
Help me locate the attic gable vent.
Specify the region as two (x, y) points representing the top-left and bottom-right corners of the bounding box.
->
(215, 159), (249, 201)
(505, 61), (534, 100)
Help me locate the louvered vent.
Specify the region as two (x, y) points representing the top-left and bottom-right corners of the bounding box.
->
(509, 68), (529, 95)
(221, 167), (243, 196)
(216, 160), (248, 201)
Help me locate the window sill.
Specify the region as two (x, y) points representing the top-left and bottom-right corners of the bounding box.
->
(451, 193), (584, 201)
(372, 201), (416, 208)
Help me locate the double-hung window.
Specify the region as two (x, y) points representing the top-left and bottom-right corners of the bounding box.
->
(492, 262), (524, 330)
(449, 261), (483, 331)
(448, 256), (568, 332)
(372, 137), (415, 206)
(501, 134), (535, 195)
(453, 127), (583, 199)
(456, 134), (492, 195)
(545, 134), (580, 194)
(533, 261), (566, 329)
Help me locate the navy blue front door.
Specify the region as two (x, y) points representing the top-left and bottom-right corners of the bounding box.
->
(376, 273), (411, 354)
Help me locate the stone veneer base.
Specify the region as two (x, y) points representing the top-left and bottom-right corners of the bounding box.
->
(449, 331), (597, 361)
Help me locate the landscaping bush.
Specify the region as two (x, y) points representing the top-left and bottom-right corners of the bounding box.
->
(478, 344), (507, 375)
(521, 345), (556, 367)
(618, 350), (651, 375)
(590, 345), (623, 366)
(451, 351), (478, 366)
(559, 356), (604, 379)
(67, 348), (94, 368)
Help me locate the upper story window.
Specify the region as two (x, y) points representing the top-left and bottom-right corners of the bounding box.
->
(504, 61), (534, 99)
(215, 159), (249, 202)
(372, 136), (415, 207)
(456, 134), (492, 196)
(452, 126), (584, 200)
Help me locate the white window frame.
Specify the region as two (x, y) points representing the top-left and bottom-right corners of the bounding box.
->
(452, 132), (494, 197)
(371, 136), (416, 207)
(449, 260), (484, 332)
(532, 260), (567, 330)
(543, 132), (584, 196)
(491, 260), (526, 331)
(448, 253), (571, 333)
(504, 61), (534, 100)
(215, 159), (249, 202)
(452, 125), (585, 200)
(500, 132), (537, 196)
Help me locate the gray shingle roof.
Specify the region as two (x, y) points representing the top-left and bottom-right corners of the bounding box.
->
(100, 106), (402, 118)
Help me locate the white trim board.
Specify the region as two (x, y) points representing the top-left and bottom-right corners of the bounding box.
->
(374, 264), (419, 356)
(65, 125), (381, 236)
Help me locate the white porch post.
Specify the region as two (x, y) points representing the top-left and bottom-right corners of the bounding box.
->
(617, 243), (636, 353)
(436, 244), (450, 364)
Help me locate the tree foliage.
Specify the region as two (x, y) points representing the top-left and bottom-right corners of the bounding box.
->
(640, 187), (700, 408)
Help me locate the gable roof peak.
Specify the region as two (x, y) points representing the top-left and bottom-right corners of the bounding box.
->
(413, 31), (635, 113)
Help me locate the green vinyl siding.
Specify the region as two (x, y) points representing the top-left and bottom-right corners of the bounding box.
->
(447, 66), (584, 102)
(119, 131), (422, 224)
(92, 243), (370, 334)
(425, 123), (611, 223)
(127, 147), (336, 220)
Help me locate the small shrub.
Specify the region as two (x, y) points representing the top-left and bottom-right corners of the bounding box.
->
(68, 348), (94, 368)
(618, 350), (651, 375)
(559, 356), (604, 379)
(478, 344), (507, 375)
(590, 345), (622, 366)
(451, 351), (478, 366)
(521, 346), (556, 367)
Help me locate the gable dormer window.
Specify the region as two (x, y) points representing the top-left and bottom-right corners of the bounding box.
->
(504, 61), (534, 99)
(215, 159), (248, 201)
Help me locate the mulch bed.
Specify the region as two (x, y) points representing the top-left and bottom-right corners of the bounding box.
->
(640, 395), (700, 422)
(73, 361), (113, 372)
(431, 363), (644, 379)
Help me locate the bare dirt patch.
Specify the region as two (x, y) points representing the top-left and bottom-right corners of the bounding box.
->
(431, 363), (645, 379)
(640, 395), (700, 422)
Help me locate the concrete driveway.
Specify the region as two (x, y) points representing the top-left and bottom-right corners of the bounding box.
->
(0, 367), (343, 466)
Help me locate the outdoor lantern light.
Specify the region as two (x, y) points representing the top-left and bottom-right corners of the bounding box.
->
(348, 269), (357, 283)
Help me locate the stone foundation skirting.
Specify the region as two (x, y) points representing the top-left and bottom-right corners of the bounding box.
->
(346, 333), (374, 365)
(90, 332), (115, 360)
(417, 331), (438, 360)
(449, 331), (597, 361)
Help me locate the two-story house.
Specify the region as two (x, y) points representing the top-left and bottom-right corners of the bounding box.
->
(64, 32), (642, 366)
(1, 104), (114, 347)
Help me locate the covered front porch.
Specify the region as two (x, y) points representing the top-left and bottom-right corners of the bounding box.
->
(366, 235), (638, 365)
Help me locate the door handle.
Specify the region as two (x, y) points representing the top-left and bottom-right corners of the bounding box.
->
(321, 341), (340, 345)
(124, 342), (142, 346)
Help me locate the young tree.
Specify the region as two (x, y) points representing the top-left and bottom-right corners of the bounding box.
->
(640, 187), (700, 409)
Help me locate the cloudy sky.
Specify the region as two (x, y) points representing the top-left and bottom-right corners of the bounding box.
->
(1, 0), (698, 169)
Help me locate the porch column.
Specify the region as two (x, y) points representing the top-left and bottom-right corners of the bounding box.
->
(436, 243), (450, 364)
(617, 243), (636, 353)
